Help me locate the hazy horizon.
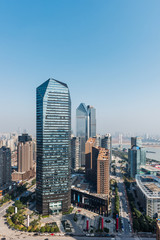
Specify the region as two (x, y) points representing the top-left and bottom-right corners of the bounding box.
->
(0, 1), (160, 136)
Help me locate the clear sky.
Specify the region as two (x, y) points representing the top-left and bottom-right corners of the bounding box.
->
(0, 0), (160, 136)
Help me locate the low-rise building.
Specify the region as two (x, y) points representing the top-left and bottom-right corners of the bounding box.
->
(136, 175), (160, 218)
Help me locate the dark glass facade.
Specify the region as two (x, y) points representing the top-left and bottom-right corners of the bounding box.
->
(36, 78), (71, 215)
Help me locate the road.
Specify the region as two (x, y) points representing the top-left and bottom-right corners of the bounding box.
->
(113, 157), (132, 235)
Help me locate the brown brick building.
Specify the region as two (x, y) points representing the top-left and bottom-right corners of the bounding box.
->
(97, 148), (110, 196)
(85, 138), (110, 196)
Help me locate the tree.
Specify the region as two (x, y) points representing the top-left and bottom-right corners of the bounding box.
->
(30, 219), (38, 227)
(15, 200), (23, 210)
(40, 226), (45, 233)
(11, 214), (19, 224)
(50, 227), (54, 233)
(45, 225), (51, 232)
(7, 206), (14, 215)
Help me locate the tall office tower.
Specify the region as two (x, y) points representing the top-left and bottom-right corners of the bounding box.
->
(76, 103), (88, 166)
(71, 137), (80, 170)
(128, 137), (146, 178)
(17, 133), (33, 172)
(101, 134), (112, 169)
(131, 137), (142, 148)
(85, 138), (99, 184)
(97, 148), (110, 196)
(76, 103), (88, 139)
(76, 103), (96, 166)
(0, 146), (11, 191)
(87, 105), (96, 138)
(36, 78), (71, 215)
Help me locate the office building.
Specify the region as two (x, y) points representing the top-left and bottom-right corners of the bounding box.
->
(128, 137), (146, 178)
(136, 175), (160, 219)
(0, 146), (11, 191)
(131, 136), (142, 148)
(87, 105), (96, 138)
(85, 138), (99, 184)
(97, 148), (110, 196)
(17, 133), (33, 172)
(36, 78), (71, 215)
(76, 103), (96, 167)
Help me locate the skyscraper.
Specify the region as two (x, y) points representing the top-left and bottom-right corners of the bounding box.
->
(76, 103), (96, 166)
(131, 137), (142, 148)
(0, 146), (11, 192)
(128, 137), (146, 178)
(76, 103), (88, 139)
(87, 105), (96, 138)
(17, 133), (33, 172)
(36, 78), (71, 215)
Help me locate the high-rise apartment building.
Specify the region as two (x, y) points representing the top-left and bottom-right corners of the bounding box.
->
(0, 146), (11, 191)
(17, 133), (33, 172)
(76, 103), (96, 166)
(36, 78), (71, 215)
(128, 137), (146, 178)
(71, 137), (80, 170)
(97, 148), (110, 196)
(101, 134), (112, 170)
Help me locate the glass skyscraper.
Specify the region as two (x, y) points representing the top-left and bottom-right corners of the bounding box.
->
(36, 78), (71, 215)
(87, 105), (96, 138)
(76, 103), (96, 167)
(76, 103), (88, 139)
(128, 137), (146, 178)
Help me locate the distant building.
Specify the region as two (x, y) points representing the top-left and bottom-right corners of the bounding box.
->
(17, 133), (33, 172)
(97, 148), (110, 196)
(136, 175), (160, 218)
(36, 78), (71, 215)
(71, 137), (80, 170)
(95, 134), (101, 148)
(128, 137), (146, 178)
(0, 146), (11, 191)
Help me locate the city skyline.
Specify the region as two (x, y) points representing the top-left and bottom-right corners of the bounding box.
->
(0, 1), (160, 135)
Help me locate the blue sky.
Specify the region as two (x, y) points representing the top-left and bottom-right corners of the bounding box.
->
(0, 0), (160, 136)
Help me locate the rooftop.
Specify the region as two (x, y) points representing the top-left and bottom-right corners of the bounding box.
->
(141, 165), (160, 172)
(136, 175), (160, 199)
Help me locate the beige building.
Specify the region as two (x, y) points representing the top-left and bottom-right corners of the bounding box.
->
(97, 148), (110, 196)
(85, 138), (110, 196)
(17, 134), (33, 172)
